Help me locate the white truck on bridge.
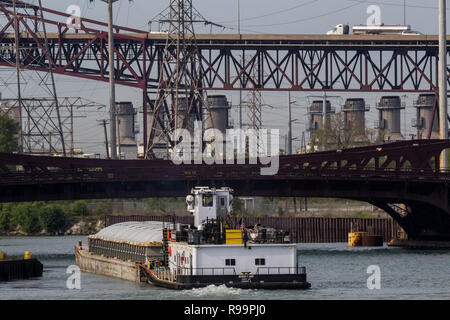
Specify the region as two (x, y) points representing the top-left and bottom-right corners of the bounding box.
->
(327, 23), (421, 35)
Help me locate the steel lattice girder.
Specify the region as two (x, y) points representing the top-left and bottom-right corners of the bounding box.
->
(0, 1), (450, 92)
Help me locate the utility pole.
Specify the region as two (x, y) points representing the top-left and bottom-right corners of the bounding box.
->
(439, 0), (448, 170)
(322, 91), (327, 126)
(97, 119), (110, 159)
(99, 0), (119, 159)
(404, 0), (406, 25)
(12, 0), (22, 153)
(288, 91), (292, 155)
(238, 0), (243, 129)
(238, 0), (241, 36)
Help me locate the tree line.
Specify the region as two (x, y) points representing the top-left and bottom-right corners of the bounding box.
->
(0, 200), (101, 235)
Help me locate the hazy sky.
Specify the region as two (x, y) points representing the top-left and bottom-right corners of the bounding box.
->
(1, 0), (449, 154)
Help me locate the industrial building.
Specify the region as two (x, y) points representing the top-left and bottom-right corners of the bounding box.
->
(307, 100), (335, 137)
(413, 94), (440, 139)
(375, 96), (405, 142)
(115, 102), (138, 159)
(342, 98), (370, 144)
(205, 95), (230, 135)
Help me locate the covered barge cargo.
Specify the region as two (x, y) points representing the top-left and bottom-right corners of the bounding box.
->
(75, 221), (169, 282)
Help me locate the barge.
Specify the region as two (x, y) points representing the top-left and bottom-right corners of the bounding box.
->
(0, 252), (43, 282)
(77, 187), (311, 290)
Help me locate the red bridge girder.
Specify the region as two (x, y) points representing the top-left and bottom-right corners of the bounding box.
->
(1, 0), (450, 92)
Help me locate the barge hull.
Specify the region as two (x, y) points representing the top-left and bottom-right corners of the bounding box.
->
(75, 245), (145, 283)
(139, 265), (311, 290)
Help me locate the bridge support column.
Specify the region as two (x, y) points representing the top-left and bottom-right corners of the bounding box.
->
(439, 0), (448, 170)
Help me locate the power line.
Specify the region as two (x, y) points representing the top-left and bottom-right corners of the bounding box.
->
(242, 3), (361, 28)
(348, 0), (449, 11)
(217, 0), (320, 24)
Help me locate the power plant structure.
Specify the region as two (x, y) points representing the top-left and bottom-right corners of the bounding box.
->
(140, 97), (199, 159)
(139, 95), (231, 159)
(205, 95), (231, 135)
(116, 102), (138, 159)
(375, 96), (405, 142)
(342, 98), (370, 144)
(204, 95), (231, 158)
(307, 100), (336, 138)
(412, 94), (440, 139)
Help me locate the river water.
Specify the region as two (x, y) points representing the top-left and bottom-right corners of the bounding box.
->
(0, 236), (449, 300)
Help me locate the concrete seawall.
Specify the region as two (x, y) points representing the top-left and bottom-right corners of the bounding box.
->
(75, 245), (145, 283)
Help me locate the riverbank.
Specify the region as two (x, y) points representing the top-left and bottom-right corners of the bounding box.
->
(0, 219), (104, 237)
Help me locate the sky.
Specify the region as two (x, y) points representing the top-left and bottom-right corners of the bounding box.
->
(1, 0), (449, 154)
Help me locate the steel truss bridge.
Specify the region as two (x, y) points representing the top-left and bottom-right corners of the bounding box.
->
(1, 140), (450, 241)
(1, 0), (450, 154)
(1, 2), (450, 93)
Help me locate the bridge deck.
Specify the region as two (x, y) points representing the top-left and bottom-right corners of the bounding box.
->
(1, 33), (449, 48)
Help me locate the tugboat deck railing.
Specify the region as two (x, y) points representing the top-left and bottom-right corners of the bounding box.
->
(255, 266), (307, 275)
(176, 267), (237, 276)
(165, 266), (307, 276)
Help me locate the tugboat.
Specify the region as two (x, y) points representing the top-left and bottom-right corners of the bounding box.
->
(139, 187), (311, 290)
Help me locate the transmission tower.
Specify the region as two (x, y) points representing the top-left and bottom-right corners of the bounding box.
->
(145, 0), (223, 159)
(245, 73), (263, 132)
(1, 1), (66, 155)
(1, 97), (105, 156)
(239, 60), (266, 156)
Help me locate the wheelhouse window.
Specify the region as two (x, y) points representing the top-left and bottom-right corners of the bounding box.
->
(255, 258), (266, 266)
(202, 194), (213, 207)
(225, 259), (236, 266)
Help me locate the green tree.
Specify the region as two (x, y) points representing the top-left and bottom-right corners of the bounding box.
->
(232, 197), (244, 214)
(310, 112), (377, 152)
(145, 198), (168, 215)
(0, 114), (19, 153)
(277, 206), (284, 217)
(0, 204), (12, 232)
(94, 200), (113, 218)
(39, 205), (65, 234)
(72, 200), (89, 217)
(11, 203), (41, 234)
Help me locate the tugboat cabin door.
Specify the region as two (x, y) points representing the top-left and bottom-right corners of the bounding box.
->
(217, 196), (227, 218)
